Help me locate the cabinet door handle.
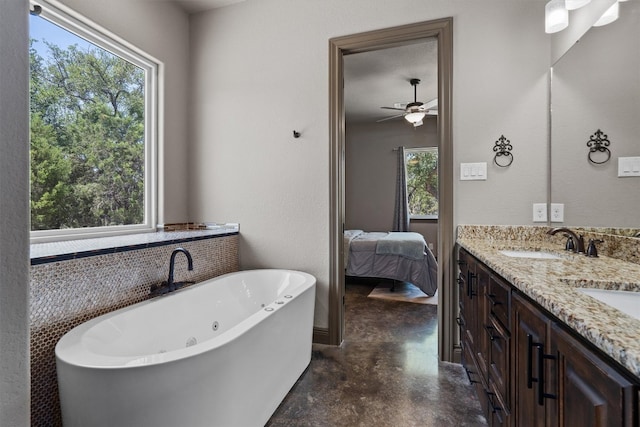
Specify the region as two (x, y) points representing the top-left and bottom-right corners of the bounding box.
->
(485, 390), (502, 414)
(526, 334), (535, 389)
(456, 317), (465, 327)
(486, 293), (501, 306)
(467, 272), (477, 298)
(535, 343), (557, 405)
(464, 367), (479, 384)
(484, 324), (499, 341)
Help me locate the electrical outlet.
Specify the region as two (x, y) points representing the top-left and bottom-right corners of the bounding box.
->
(533, 203), (547, 222)
(550, 203), (564, 223)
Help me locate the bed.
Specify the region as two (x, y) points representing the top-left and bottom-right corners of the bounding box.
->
(344, 229), (437, 296)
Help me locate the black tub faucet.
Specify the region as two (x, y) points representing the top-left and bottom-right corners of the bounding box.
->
(167, 248), (194, 291)
(151, 248), (194, 296)
(547, 228), (585, 253)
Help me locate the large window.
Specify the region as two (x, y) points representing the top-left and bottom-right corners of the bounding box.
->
(29, 1), (158, 242)
(405, 147), (438, 219)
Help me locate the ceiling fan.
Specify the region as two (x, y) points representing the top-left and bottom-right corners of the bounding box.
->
(376, 78), (438, 127)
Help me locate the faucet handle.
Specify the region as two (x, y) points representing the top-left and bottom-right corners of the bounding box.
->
(586, 239), (603, 258)
(563, 234), (575, 251)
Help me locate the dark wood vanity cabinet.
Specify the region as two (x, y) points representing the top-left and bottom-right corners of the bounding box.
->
(457, 246), (639, 427)
(459, 248), (511, 425)
(512, 293), (557, 427)
(550, 323), (637, 427)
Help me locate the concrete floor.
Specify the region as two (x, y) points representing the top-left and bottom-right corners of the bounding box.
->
(266, 279), (487, 426)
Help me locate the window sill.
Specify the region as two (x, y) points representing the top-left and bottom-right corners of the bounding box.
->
(30, 224), (239, 265)
(410, 216), (438, 222)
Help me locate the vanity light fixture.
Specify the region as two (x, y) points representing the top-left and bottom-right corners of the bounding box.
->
(565, 0), (591, 10)
(545, 0), (569, 34)
(593, 1), (619, 27)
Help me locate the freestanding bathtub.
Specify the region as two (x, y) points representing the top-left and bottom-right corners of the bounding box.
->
(55, 269), (316, 427)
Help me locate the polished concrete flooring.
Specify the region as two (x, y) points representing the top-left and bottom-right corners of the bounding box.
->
(266, 279), (487, 426)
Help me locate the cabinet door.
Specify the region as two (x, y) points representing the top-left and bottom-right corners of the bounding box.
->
(551, 324), (637, 427)
(512, 294), (557, 427)
(475, 262), (491, 382)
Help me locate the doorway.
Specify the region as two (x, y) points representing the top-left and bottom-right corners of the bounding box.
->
(328, 18), (456, 362)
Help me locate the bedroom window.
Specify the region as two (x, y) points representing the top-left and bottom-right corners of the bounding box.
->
(405, 147), (438, 220)
(29, 1), (158, 242)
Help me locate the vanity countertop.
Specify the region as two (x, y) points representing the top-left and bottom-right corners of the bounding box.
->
(457, 236), (640, 379)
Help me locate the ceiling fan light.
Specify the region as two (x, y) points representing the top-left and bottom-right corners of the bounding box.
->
(565, 0), (590, 10)
(545, 0), (569, 33)
(405, 111), (426, 124)
(593, 2), (619, 27)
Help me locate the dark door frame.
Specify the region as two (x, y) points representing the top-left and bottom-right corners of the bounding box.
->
(327, 18), (456, 361)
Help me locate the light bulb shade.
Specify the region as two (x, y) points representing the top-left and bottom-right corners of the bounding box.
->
(405, 111), (426, 124)
(565, 0), (590, 10)
(545, 0), (569, 33)
(593, 2), (619, 26)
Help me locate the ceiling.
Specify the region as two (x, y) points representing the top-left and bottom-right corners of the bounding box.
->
(344, 39), (438, 124)
(168, 0), (246, 14)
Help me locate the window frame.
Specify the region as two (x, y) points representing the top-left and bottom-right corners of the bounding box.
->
(405, 146), (439, 220)
(29, 0), (160, 243)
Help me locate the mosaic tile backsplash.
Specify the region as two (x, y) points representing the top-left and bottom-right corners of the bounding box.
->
(30, 233), (239, 427)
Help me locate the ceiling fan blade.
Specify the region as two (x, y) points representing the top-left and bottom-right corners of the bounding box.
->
(380, 107), (406, 111)
(422, 98), (438, 110)
(376, 114), (404, 123)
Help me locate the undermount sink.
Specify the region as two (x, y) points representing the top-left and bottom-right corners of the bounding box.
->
(499, 250), (562, 260)
(578, 288), (640, 320)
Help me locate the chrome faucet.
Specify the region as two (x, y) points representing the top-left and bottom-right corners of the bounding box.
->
(547, 228), (585, 253)
(150, 247), (194, 296)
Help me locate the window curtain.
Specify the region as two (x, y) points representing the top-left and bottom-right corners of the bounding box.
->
(393, 146), (410, 232)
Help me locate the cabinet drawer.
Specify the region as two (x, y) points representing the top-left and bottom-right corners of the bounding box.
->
(486, 316), (510, 411)
(463, 342), (491, 423)
(488, 380), (512, 427)
(487, 274), (511, 331)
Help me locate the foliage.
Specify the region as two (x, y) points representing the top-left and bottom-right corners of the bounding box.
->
(30, 37), (145, 230)
(406, 150), (438, 217)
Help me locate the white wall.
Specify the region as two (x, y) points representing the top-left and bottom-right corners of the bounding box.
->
(189, 0), (550, 328)
(55, 0), (191, 224)
(0, 0), (30, 424)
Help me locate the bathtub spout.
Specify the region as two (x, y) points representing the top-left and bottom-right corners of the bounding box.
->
(151, 248), (195, 296)
(167, 248), (194, 292)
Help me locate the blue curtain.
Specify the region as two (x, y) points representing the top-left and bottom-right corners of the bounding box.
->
(393, 146), (409, 232)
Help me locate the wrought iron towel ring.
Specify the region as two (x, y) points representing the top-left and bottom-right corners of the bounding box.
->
(493, 135), (513, 167)
(587, 129), (611, 164)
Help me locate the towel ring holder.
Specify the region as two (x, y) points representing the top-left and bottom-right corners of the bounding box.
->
(587, 129), (611, 165)
(493, 135), (513, 167)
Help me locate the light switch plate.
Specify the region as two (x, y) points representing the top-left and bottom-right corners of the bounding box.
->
(550, 203), (564, 223)
(533, 203), (547, 222)
(618, 157), (640, 177)
(460, 162), (487, 181)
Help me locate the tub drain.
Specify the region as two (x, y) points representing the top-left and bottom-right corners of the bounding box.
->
(186, 336), (197, 347)
(212, 321), (220, 331)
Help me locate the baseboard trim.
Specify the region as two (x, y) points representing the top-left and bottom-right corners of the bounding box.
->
(452, 346), (462, 364)
(313, 327), (330, 345)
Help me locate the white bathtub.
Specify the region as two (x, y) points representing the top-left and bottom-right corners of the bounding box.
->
(55, 269), (316, 427)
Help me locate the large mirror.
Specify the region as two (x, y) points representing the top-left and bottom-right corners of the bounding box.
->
(550, 1), (640, 233)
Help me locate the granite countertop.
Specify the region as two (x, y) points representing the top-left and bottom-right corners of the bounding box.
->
(457, 235), (640, 380)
